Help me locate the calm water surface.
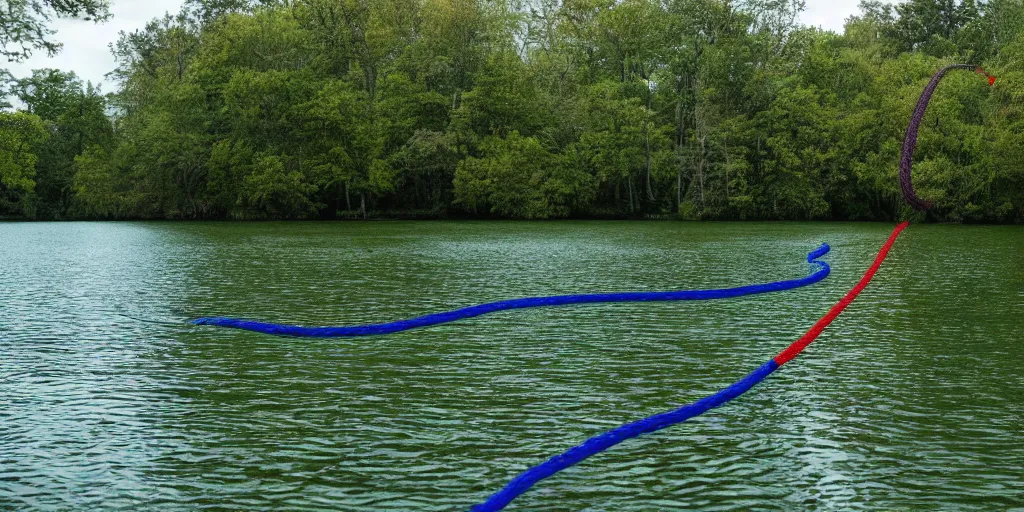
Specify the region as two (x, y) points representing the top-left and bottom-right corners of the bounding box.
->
(1, 221), (1022, 511)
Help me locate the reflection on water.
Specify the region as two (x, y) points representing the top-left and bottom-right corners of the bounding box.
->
(2, 221), (1022, 510)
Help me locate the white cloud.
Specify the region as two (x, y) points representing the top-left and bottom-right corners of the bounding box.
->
(801, 0), (899, 33)
(4, 0), (896, 93)
(5, 0), (187, 92)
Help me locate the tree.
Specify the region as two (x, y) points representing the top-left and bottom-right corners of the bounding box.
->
(0, 0), (111, 62)
(11, 70), (112, 218)
(454, 131), (593, 218)
(0, 112), (46, 217)
(1, 0), (1018, 222)
(747, 84), (836, 220)
(72, 145), (129, 218)
(239, 154), (318, 218)
(888, 0), (980, 56)
(390, 129), (459, 210)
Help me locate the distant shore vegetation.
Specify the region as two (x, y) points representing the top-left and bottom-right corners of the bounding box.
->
(2, 0), (1023, 222)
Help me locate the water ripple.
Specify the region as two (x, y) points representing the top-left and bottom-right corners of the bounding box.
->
(1, 221), (1022, 510)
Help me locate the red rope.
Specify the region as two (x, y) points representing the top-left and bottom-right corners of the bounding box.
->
(773, 222), (910, 366)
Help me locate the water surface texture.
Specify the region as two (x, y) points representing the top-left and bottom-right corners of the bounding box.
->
(2, 221), (1022, 511)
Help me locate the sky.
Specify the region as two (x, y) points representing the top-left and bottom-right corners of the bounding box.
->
(5, 0), (187, 92)
(5, 0), (894, 92)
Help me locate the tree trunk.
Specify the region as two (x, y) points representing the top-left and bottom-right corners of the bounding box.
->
(627, 177), (636, 213)
(645, 124), (655, 201)
(677, 170), (682, 212)
(698, 135), (707, 206)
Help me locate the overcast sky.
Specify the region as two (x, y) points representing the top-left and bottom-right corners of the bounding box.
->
(5, 1), (187, 92)
(5, 0), (894, 92)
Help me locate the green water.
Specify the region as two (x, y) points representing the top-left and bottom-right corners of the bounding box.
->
(1, 221), (1022, 511)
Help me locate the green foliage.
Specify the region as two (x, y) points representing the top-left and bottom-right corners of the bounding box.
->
(11, 70), (113, 218)
(889, 0), (979, 56)
(239, 154), (318, 219)
(746, 85), (836, 219)
(455, 131), (593, 218)
(0, 0), (110, 62)
(72, 145), (134, 219)
(0, 112), (46, 217)
(3, 0), (1024, 222)
(452, 51), (549, 140)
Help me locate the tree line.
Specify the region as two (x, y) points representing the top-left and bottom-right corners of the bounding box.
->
(2, 0), (1024, 222)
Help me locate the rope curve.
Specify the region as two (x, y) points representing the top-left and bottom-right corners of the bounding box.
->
(191, 243), (832, 337)
(900, 64), (995, 210)
(471, 222), (909, 511)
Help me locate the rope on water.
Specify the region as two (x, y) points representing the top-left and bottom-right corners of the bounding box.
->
(191, 243), (832, 337)
(471, 222), (909, 512)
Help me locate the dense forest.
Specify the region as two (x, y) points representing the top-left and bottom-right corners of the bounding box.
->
(1, 0), (1023, 221)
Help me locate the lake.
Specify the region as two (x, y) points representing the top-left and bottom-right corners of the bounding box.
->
(1, 221), (1022, 511)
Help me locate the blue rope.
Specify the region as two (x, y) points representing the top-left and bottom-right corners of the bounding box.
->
(191, 244), (831, 338)
(471, 359), (780, 511)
